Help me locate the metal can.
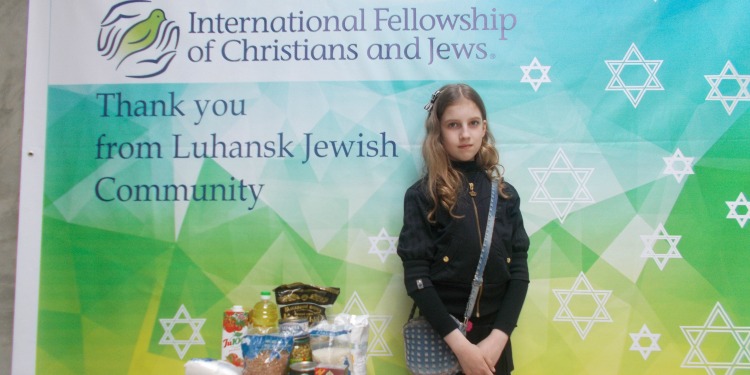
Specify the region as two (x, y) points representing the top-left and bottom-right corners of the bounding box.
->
(314, 364), (348, 375)
(289, 361), (316, 375)
(290, 333), (313, 364)
(279, 316), (309, 335)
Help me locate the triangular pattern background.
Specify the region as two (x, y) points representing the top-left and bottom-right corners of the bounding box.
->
(19, 1), (750, 374)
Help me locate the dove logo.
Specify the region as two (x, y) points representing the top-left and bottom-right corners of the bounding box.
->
(98, 1), (180, 78)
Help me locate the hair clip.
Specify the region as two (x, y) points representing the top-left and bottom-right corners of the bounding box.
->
(423, 89), (441, 112)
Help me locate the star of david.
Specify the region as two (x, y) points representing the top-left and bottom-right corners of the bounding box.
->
(640, 223), (682, 271)
(726, 192), (750, 228)
(663, 148), (695, 183)
(552, 272), (613, 339)
(368, 227), (398, 263)
(705, 60), (750, 115)
(681, 302), (750, 374)
(529, 148), (594, 223)
(341, 291), (393, 357)
(520, 57), (551, 92)
(630, 324), (661, 360)
(605, 43), (664, 107)
(159, 304), (206, 359)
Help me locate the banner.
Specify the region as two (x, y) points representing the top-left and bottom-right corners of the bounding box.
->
(15, 1), (750, 374)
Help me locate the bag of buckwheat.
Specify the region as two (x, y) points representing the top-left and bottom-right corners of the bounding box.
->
(240, 333), (294, 375)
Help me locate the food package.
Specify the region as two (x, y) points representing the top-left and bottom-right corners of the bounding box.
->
(274, 282), (340, 325)
(309, 314), (370, 375)
(184, 359), (242, 375)
(240, 333), (294, 375)
(334, 314), (369, 375)
(221, 305), (249, 367)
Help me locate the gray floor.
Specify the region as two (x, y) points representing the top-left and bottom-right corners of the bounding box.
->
(1, 1), (27, 375)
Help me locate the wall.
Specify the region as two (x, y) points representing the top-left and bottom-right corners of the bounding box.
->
(0, 2), (27, 375)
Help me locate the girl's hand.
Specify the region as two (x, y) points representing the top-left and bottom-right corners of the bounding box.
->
(476, 329), (509, 370)
(444, 330), (495, 375)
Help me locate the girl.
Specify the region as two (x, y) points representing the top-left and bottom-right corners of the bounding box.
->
(398, 83), (530, 375)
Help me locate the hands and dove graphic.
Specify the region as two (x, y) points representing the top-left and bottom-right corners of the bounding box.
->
(98, 1), (179, 78)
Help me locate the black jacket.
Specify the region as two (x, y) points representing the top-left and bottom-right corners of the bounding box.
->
(398, 161), (530, 337)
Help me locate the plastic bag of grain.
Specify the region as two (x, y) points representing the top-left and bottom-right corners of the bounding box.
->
(310, 320), (353, 367)
(240, 333), (294, 375)
(310, 314), (369, 375)
(333, 314), (369, 375)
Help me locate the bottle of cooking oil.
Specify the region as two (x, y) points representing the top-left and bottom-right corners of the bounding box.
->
(250, 291), (279, 334)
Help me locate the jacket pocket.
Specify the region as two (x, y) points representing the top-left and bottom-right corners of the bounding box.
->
(488, 228), (512, 283)
(430, 228), (466, 281)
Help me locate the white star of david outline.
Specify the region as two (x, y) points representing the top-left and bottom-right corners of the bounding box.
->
(341, 291), (393, 357)
(368, 227), (398, 263)
(158, 304), (206, 359)
(726, 192), (750, 228)
(605, 43), (664, 107)
(529, 148), (595, 223)
(681, 302), (750, 374)
(552, 272), (613, 340)
(520, 57), (551, 92)
(630, 324), (661, 360)
(705, 60), (750, 115)
(663, 148), (695, 183)
(640, 223), (682, 271)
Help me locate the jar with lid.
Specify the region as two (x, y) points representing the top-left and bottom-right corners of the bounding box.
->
(289, 332), (313, 365)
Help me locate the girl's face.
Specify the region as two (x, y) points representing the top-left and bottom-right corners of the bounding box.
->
(439, 97), (487, 162)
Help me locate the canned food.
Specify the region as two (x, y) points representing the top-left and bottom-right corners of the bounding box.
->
(290, 333), (313, 364)
(289, 361), (317, 375)
(314, 364), (347, 375)
(280, 316), (309, 335)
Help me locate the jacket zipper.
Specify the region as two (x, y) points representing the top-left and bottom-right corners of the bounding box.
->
(469, 182), (483, 318)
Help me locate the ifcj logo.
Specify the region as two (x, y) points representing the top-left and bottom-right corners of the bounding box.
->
(97, 0), (180, 78)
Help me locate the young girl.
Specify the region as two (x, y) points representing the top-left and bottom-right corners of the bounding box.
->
(398, 83), (530, 375)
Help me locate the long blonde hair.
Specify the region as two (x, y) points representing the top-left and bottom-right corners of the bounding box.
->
(421, 83), (505, 222)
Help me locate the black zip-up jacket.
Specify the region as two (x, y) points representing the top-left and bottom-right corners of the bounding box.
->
(398, 161), (530, 338)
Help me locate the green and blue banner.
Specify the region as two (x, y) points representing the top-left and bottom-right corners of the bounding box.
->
(15, 1), (750, 374)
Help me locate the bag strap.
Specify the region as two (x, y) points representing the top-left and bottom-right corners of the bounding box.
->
(408, 301), (418, 320)
(461, 179), (498, 329)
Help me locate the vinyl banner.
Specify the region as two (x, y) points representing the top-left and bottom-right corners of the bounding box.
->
(15, 1), (750, 374)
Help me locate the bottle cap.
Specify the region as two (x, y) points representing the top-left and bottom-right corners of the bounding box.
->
(231, 305), (244, 311)
(261, 291), (271, 299)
